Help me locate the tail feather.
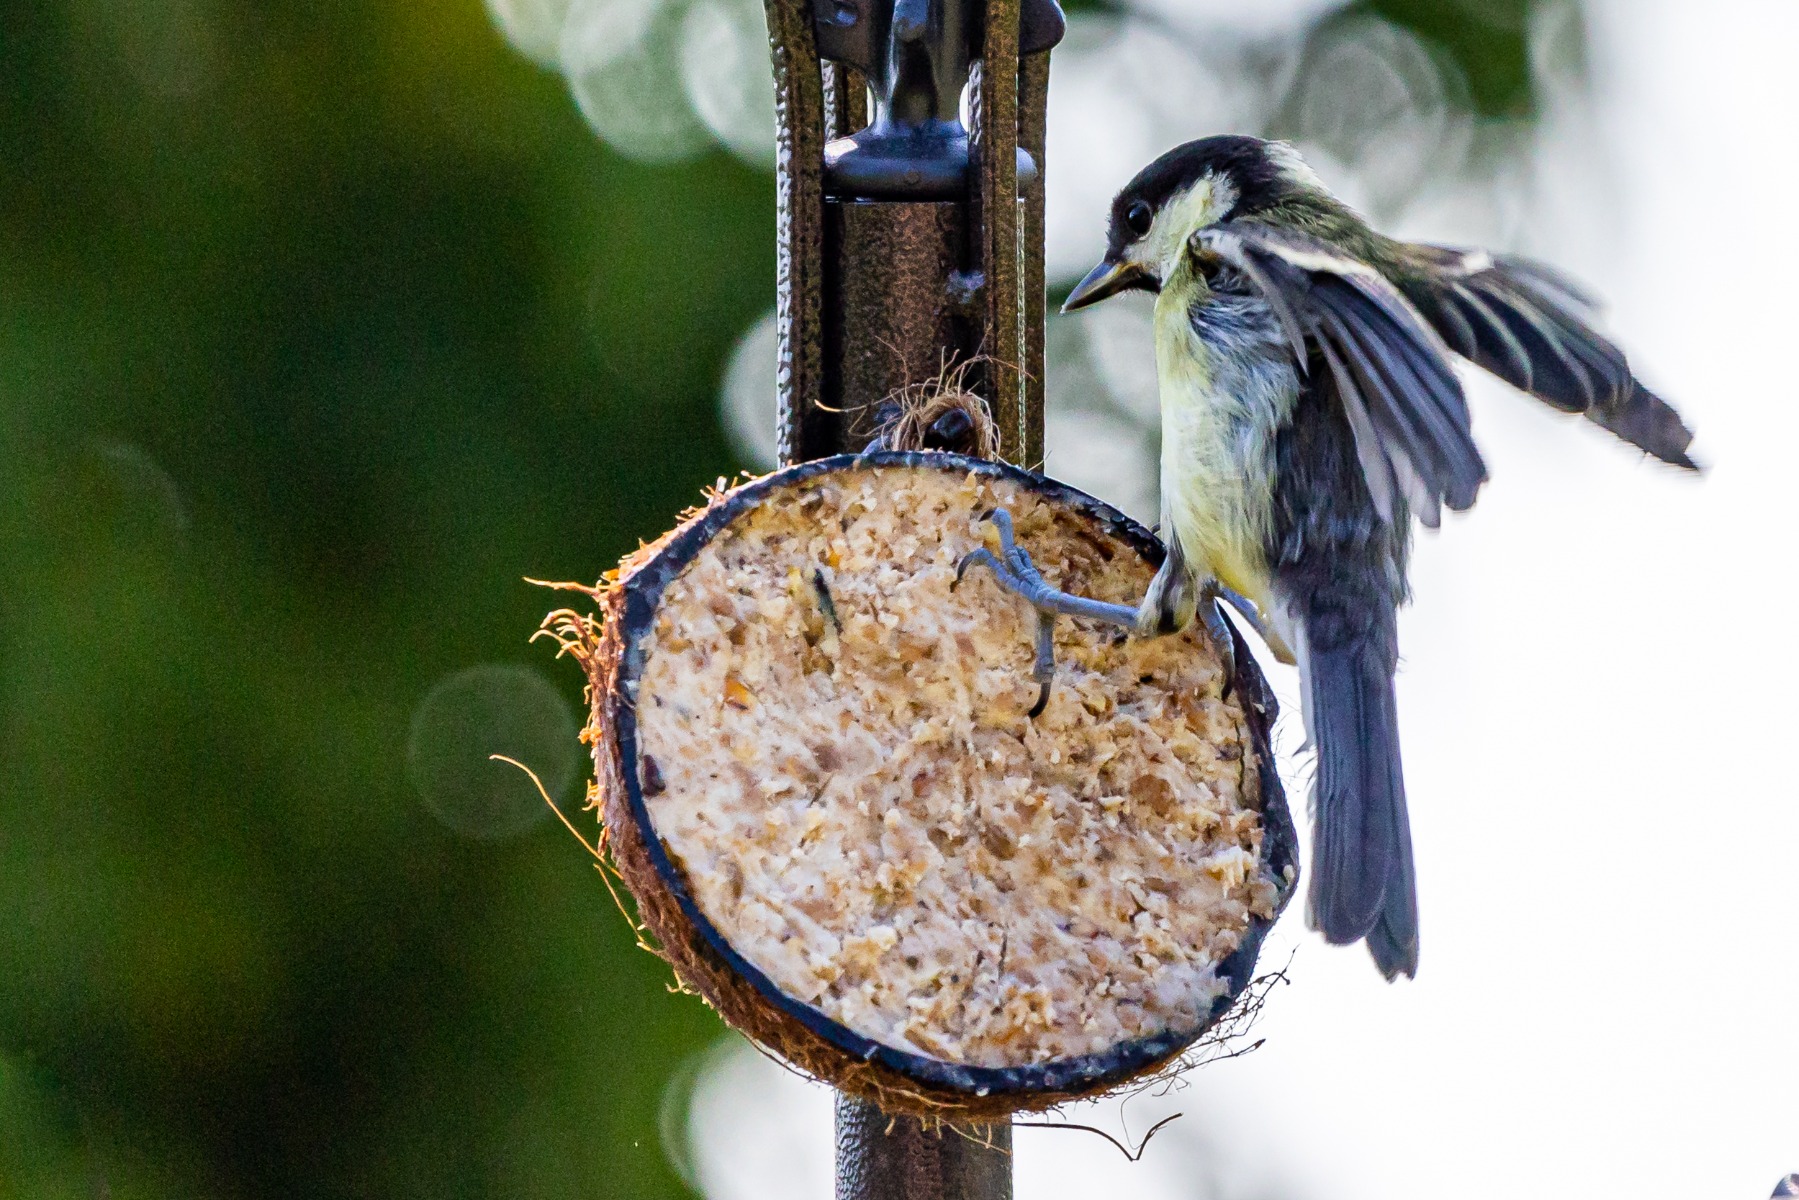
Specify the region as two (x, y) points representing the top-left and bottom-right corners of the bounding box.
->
(1303, 629), (1419, 978)
(1367, 817), (1419, 981)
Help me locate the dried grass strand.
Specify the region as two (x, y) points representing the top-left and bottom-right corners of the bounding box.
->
(1014, 1112), (1183, 1162)
(866, 353), (1005, 460)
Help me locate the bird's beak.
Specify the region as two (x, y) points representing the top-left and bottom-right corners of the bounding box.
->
(1062, 259), (1156, 312)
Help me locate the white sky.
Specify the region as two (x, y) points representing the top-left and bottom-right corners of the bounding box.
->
(687, 2), (1799, 1197)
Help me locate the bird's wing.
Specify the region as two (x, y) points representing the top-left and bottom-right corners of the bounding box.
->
(1196, 222), (1487, 527)
(1396, 244), (1698, 469)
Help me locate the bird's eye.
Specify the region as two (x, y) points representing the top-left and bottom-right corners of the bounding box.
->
(1124, 200), (1153, 238)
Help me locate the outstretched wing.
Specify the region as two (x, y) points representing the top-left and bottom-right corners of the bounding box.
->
(1396, 245), (1698, 469)
(1196, 222), (1488, 528)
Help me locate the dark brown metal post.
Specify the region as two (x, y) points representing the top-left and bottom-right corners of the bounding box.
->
(825, 201), (973, 438)
(1017, 49), (1050, 468)
(835, 1094), (1013, 1200)
(765, 0), (830, 463)
(822, 63), (868, 141)
(762, 2), (1062, 1194)
(973, 0), (1022, 461)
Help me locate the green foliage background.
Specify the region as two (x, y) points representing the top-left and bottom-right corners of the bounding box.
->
(0, 2), (1545, 1196)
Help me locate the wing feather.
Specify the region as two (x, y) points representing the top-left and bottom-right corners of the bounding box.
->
(1320, 284), (1470, 436)
(1223, 247), (1313, 372)
(1424, 284), (1478, 359)
(1465, 277), (1600, 410)
(1317, 339), (1400, 524)
(1321, 294), (1483, 512)
(1198, 223), (1487, 523)
(1318, 298), (1457, 485)
(1401, 246), (1698, 468)
(1446, 282), (1537, 391)
(1492, 253), (1602, 312)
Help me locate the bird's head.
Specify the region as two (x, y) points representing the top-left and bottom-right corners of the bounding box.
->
(1062, 135), (1320, 311)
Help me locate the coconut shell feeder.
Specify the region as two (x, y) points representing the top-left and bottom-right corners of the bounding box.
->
(550, 452), (1296, 1118)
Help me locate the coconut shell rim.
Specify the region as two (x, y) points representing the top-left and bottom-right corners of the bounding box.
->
(610, 450), (1298, 1102)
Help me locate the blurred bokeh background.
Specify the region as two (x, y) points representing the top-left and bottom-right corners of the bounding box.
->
(2, 0), (1794, 1197)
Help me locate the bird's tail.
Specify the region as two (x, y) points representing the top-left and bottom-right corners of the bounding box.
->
(1300, 610), (1419, 980)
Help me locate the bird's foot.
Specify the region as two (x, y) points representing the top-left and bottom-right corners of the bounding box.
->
(1196, 590), (1241, 683)
(1210, 585), (1296, 667)
(954, 508), (1152, 717)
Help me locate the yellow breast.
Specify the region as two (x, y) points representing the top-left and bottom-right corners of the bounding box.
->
(1152, 281), (1296, 614)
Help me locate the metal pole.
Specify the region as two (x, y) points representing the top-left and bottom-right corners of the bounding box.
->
(835, 1094), (1013, 1200)
(761, 2), (1062, 1194)
(1017, 48), (1050, 468)
(974, 0), (1023, 459)
(764, 0), (829, 465)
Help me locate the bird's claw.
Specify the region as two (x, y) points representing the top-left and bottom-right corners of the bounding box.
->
(1211, 583), (1296, 667)
(957, 509), (1062, 717)
(1198, 587), (1238, 692)
(956, 507), (1141, 717)
(1028, 611), (1056, 718)
(953, 508), (1040, 588)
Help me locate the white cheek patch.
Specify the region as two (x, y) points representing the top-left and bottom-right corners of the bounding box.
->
(1265, 141), (1325, 192)
(1127, 173), (1240, 278)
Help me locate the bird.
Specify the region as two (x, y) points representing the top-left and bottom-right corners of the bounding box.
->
(959, 134), (1697, 979)
(1773, 1175), (1799, 1199)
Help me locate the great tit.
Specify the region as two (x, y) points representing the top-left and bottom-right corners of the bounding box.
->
(965, 134), (1697, 979)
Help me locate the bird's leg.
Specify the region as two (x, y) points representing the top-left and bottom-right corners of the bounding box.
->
(954, 508), (1240, 715)
(953, 509), (1141, 627)
(955, 509), (1137, 716)
(1212, 584), (1297, 666)
(1141, 530), (1294, 668)
(1197, 588), (1239, 678)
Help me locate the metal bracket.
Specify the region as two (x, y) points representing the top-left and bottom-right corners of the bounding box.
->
(808, 0), (1062, 199)
(765, 0), (1061, 461)
(810, 0), (1062, 68)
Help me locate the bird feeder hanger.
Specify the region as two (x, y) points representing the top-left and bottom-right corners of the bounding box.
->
(765, 0), (1066, 467)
